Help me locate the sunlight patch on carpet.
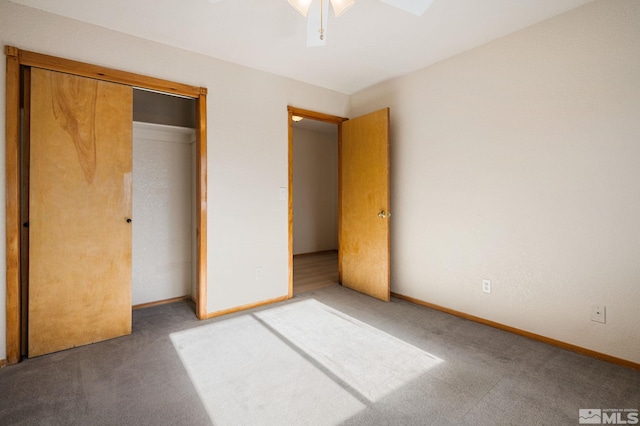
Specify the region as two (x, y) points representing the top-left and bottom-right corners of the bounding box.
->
(171, 314), (365, 425)
(170, 299), (442, 425)
(255, 299), (443, 402)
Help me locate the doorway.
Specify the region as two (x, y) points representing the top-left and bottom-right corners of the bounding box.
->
(291, 116), (339, 295)
(287, 107), (346, 297)
(287, 106), (391, 302)
(131, 89), (198, 309)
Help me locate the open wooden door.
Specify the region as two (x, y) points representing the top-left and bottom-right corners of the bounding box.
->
(28, 68), (133, 357)
(340, 108), (390, 301)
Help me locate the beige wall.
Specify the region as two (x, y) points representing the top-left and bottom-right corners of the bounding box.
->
(350, 0), (640, 363)
(0, 0), (350, 360)
(293, 127), (338, 255)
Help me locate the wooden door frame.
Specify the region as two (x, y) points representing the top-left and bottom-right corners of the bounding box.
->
(4, 46), (208, 365)
(287, 106), (347, 297)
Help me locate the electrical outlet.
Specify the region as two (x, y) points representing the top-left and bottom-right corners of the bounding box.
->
(255, 266), (263, 282)
(591, 305), (606, 323)
(482, 279), (491, 294)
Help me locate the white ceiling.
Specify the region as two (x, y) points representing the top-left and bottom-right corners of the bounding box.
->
(10, 0), (594, 94)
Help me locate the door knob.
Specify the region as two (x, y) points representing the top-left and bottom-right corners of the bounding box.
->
(377, 211), (387, 218)
(126, 218), (132, 223)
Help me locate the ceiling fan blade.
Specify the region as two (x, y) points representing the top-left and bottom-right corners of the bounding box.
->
(288, 0), (313, 17)
(330, 0), (355, 17)
(306, 0), (329, 47)
(378, 0), (434, 16)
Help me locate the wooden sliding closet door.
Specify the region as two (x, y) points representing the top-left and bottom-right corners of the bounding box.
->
(28, 68), (133, 357)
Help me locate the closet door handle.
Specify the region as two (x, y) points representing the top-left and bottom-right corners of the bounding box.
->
(126, 218), (132, 223)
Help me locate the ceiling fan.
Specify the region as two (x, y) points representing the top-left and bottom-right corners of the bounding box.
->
(289, 0), (435, 47)
(209, 0), (435, 47)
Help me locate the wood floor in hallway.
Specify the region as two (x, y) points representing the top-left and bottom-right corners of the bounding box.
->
(293, 250), (339, 295)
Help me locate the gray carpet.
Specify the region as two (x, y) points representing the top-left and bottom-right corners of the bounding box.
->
(1, 285), (638, 425)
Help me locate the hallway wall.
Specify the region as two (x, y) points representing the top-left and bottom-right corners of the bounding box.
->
(293, 127), (338, 255)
